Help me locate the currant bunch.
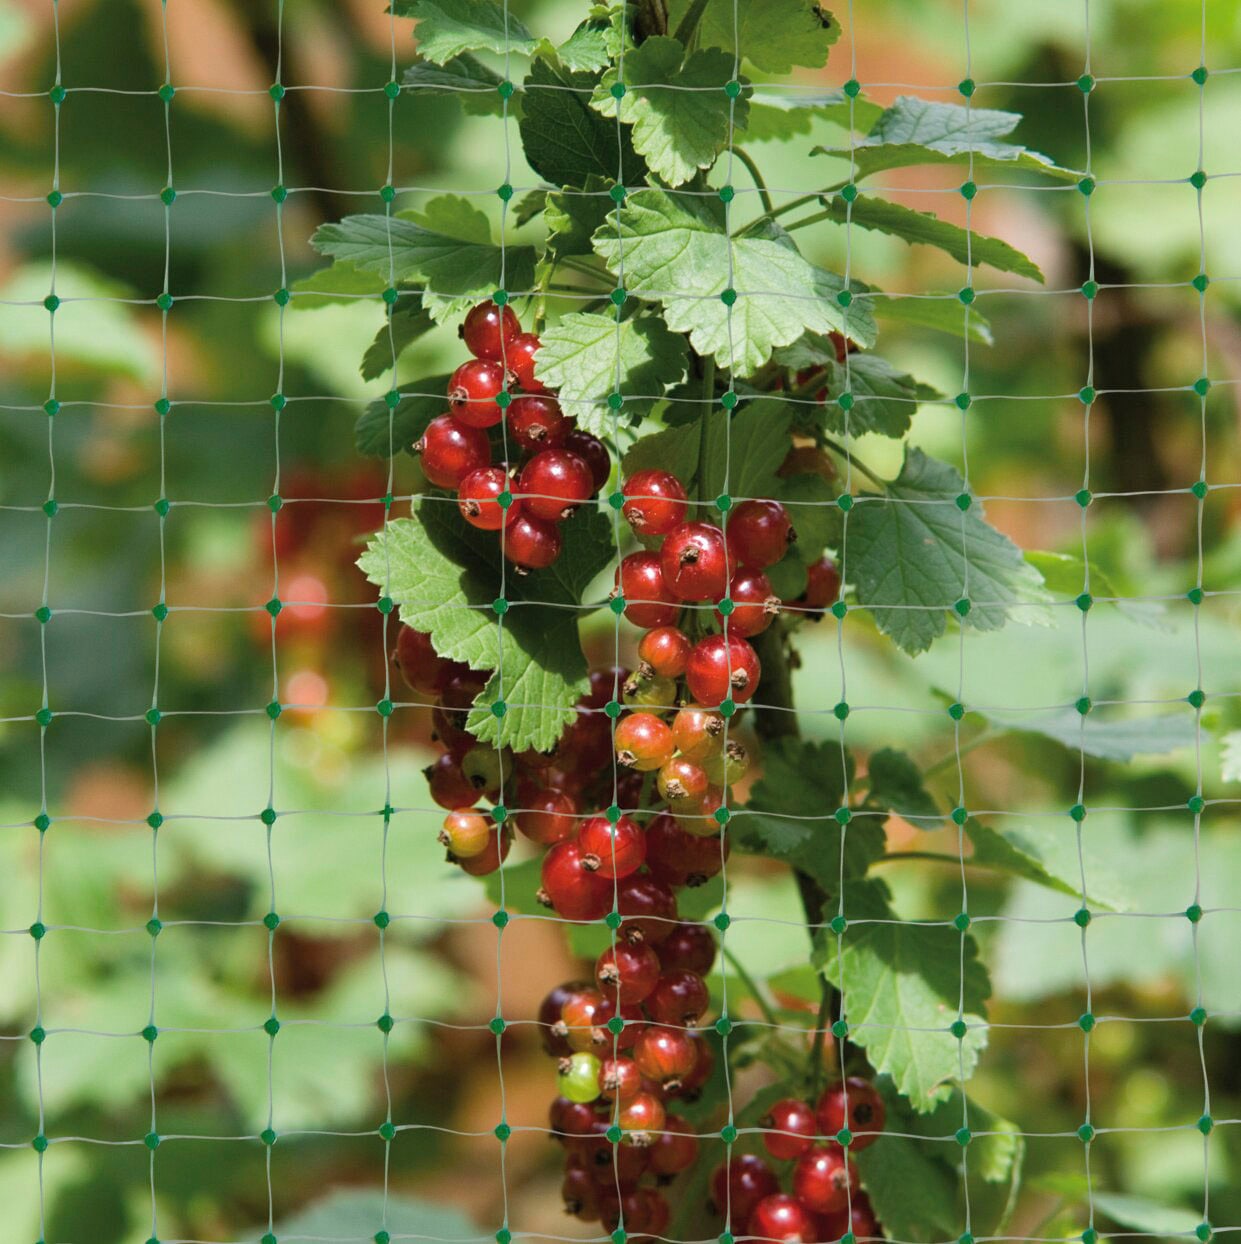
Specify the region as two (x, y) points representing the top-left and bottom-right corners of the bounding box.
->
(415, 299), (609, 572)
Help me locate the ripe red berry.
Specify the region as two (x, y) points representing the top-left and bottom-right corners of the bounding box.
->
(425, 752), (477, 811)
(448, 357), (507, 428)
(563, 429), (611, 493)
(615, 874), (678, 947)
(660, 522), (730, 602)
(791, 1146), (856, 1216)
(658, 923), (717, 975)
(517, 449), (594, 522)
(613, 711), (675, 772)
(593, 995), (646, 1051)
(561, 1161), (599, 1219)
(816, 1077), (886, 1149)
(747, 1193), (818, 1243)
(506, 331), (544, 391)
(637, 625), (692, 679)
(416, 413), (490, 489)
(686, 633), (761, 706)
(558, 988), (608, 1053)
(540, 981), (592, 1057)
(645, 813), (729, 887)
(844, 1193), (880, 1241)
(550, 1094), (602, 1140)
(461, 299), (520, 361)
(596, 942), (661, 1006)
(644, 968), (710, 1028)
(616, 1090), (666, 1144)
(614, 551), (679, 629)
(515, 787), (578, 845)
(760, 1098), (819, 1161)
(633, 1027), (699, 1088)
(648, 1113), (698, 1176)
(794, 555), (841, 614)
(505, 393), (567, 451)
(597, 1054), (643, 1104)
(431, 669), (488, 756)
(457, 465), (516, 531)
(671, 705), (726, 762)
(622, 469), (689, 536)
(710, 1154), (779, 1222)
(718, 568), (780, 638)
(394, 626), (462, 697)
(726, 499), (794, 568)
(656, 756), (710, 809)
(540, 841), (613, 921)
(438, 809), (494, 859)
(503, 511), (561, 570)
(579, 812), (646, 880)
(455, 821), (512, 875)
(596, 1137), (651, 1186)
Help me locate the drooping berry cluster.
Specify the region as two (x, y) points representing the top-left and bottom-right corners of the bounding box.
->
(414, 300), (609, 571)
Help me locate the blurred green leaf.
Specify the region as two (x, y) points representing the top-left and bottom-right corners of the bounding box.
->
(392, 0), (539, 63)
(689, 0), (841, 73)
(271, 1188), (476, 1240)
(402, 54), (510, 115)
(742, 90), (884, 142)
(355, 374), (452, 456)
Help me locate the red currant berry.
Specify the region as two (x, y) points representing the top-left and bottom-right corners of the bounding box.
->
(596, 1137), (651, 1187)
(760, 1098), (818, 1161)
(656, 756), (710, 808)
(646, 813), (729, 887)
(394, 625), (463, 697)
(671, 705), (726, 762)
(517, 449), (594, 522)
(563, 429), (611, 493)
(622, 470), (689, 536)
(460, 299), (520, 361)
(455, 821), (512, 875)
(425, 752), (477, 811)
(616, 1089), (666, 1144)
(637, 625), (692, 679)
(599, 1186), (661, 1233)
(686, 633), (761, 706)
(597, 1054), (643, 1104)
(673, 786), (727, 838)
(558, 988), (608, 1053)
(448, 358), (507, 428)
(595, 942), (661, 1006)
(416, 413), (491, 489)
(710, 1155), (779, 1222)
(658, 923), (717, 975)
(615, 873), (678, 946)
(457, 465), (516, 531)
(793, 555), (841, 614)
(506, 393), (567, 451)
(747, 1193), (818, 1243)
(644, 968), (710, 1028)
(726, 499), (794, 569)
(579, 812), (646, 880)
(660, 521), (731, 602)
(791, 1146), (856, 1216)
(845, 1193), (880, 1241)
(633, 1027), (699, 1089)
(503, 511), (561, 570)
(674, 1033), (713, 1098)
(431, 669), (488, 756)
(614, 711), (675, 772)
(593, 996), (646, 1051)
(561, 1161), (599, 1220)
(718, 568), (780, 638)
(550, 1094), (602, 1140)
(540, 841), (613, 922)
(438, 809), (493, 859)
(614, 552), (679, 628)
(649, 1113), (698, 1176)
(506, 331), (544, 391)
(515, 787), (577, 845)
(815, 1077), (886, 1150)
(540, 981), (592, 1057)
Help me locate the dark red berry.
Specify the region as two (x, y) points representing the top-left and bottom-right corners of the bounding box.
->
(454, 821), (512, 875)
(595, 942), (661, 1006)
(633, 1027), (699, 1088)
(461, 299), (520, 361)
(622, 470), (689, 536)
(747, 1193), (818, 1243)
(644, 969), (710, 1028)
(660, 522), (730, 602)
(844, 1193), (880, 1241)
(394, 625), (463, 697)
(457, 464), (516, 530)
(649, 1113), (698, 1176)
(615, 873), (678, 946)
(431, 669), (488, 756)
(595, 1138), (651, 1186)
(506, 393), (568, 451)
(710, 1154), (779, 1222)
(794, 555), (841, 614)
(686, 633), (761, 706)
(507, 331), (544, 391)
(614, 711), (675, 771)
(593, 995), (646, 1051)
(540, 981), (592, 1057)
(614, 551), (679, 628)
(561, 1161), (599, 1219)
(638, 625), (692, 679)
(727, 499), (794, 569)
(645, 813), (729, 887)
(448, 358), (507, 428)
(791, 1146), (855, 1216)
(515, 787), (577, 845)
(517, 448), (594, 522)
(503, 511), (561, 570)
(658, 923), (717, 975)
(425, 752), (477, 811)
(541, 841), (613, 921)
(597, 1054), (643, 1104)
(563, 429), (611, 493)
(616, 1090), (666, 1144)
(717, 568), (780, 638)
(674, 1032), (713, 1098)
(760, 1098), (818, 1162)
(416, 413), (490, 489)
(579, 813), (646, 880)
(815, 1077), (886, 1150)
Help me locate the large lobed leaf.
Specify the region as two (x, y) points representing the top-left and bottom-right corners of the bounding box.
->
(354, 372), (452, 457)
(395, 0), (541, 63)
(402, 53), (510, 115)
(683, 0), (841, 74)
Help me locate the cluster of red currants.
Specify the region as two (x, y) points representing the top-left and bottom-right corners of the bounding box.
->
(414, 300), (610, 571)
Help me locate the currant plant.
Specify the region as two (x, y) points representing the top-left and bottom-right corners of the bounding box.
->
(305, 0), (1082, 1237)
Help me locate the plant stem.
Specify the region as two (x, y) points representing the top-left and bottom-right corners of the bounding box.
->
(722, 945), (778, 1027)
(821, 437), (887, 488)
(554, 254), (611, 284)
(694, 356), (715, 504)
(782, 208), (835, 234)
(808, 982), (834, 1095)
(921, 727), (1001, 777)
(731, 147), (774, 217)
(671, 0), (711, 46)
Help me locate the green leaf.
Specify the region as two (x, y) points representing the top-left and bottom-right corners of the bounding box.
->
(815, 878), (989, 1110)
(311, 213), (537, 300)
(557, 17), (615, 72)
(815, 96), (1080, 181)
(1089, 1193), (1202, 1238)
(1025, 549), (1167, 629)
(593, 190), (875, 376)
(847, 448), (1051, 655)
(545, 178), (613, 262)
(405, 193), (495, 243)
(354, 373), (452, 457)
(594, 39), (745, 187)
(273, 1190), (476, 1240)
(776, 472), (842, 561)
(532, 311), (688, 432)
(869, 292), (993, 345)
(394, 0), (539, 64)
(288, 261), (386, 309)
(823, 193), (1044, 281)
(359, 295), (435, 381)
(481, 856), (542, 913)
(743, 89), (884, 143)
(514, 190), (548, 227)
(402, 53), (509, 115)
(691, 0), (841, 73)
(971, 704), (1198, 763)
(819, 353), (940, 439)
(964, 818), (1115, 905)
(518, 57), (646, 188)
(864, 748), (943, 824)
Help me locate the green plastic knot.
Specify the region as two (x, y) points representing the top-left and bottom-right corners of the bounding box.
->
(263, 911), (280, 930)
(489, 1016), (506, 1035)
(720, 1123), (738, 1143)
(1078, 1122), (1094, 1142)
(264, 1017), (281, 1036)
(714, 912), (731, 931)
(1074, 908), (1092, 928)
(830, 915), (847, 935)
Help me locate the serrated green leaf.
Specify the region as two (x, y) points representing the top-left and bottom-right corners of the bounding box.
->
(865, 748), (943, 824)
(405, 193), (495, 244)
(354, 373), (452, 457)
(593, 39), (745, 187)
(394, 0), (539, 63)
(593, 190), (875, 376)
(965, 818), (1117, 905)
(532, 310), (687, 432)
(688, 0), (841, 73)
(822, 353), (940, 438)
(1025, 549), (1167, 629)
(823, 193), (1044, 281)
(557, 21), (613, 72)
(289, 261), (387, 309)
(545, 178), (613, 263)
(402, 53), (509, 115)
(360, 296), (436, 382)
(847, 448), (1051, 655)
(514, 190), (548, 227)
(743, 89), (885, 142)
(815, 878), (989, 1110)
(870, 293), (993, 345)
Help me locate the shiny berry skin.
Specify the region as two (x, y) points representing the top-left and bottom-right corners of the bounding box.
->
(417, 413), (491, 489)
(794, 555), (841, 613)
(394, 625), (462, 697)
(671, 705), (726, 762)
(455, 822), (512, 875)
(759, 1098), (818, 1161)
(431, 670), (488, 756)
(596, 1054), (643, 1104)
(638, 625), (692, 679)
(550, 1094), (600, 1140)
(655, 757), (709, 809)
(673, 786), (727, 837)
(633, 1027), (699, 1088)
(593, 995), (646, 1051)
(718, 568), (780, 638)
(448, 357), (507, 428)
(616, 1090), (666, 1143)
(579, 813), (646, 880)
(517, 449), (593, 522)
(596, 942), (661, 1006)
(505, 393), (567, 451)
(596, 1138), (652, 1187)
(727, 499), (794, 569)
(460, 746), (510, 799)
(438, 809), (493, 859)
(649, 1114), (698, 1176)
(503, 511), (561, 570)
(791, 1146), (856, 1216)
(686, 633), (761, 706)
(844, 1194), (880, 1241)
(506, 331), (544, 391)
(645, 968), (710, 1027)
(816, 1077), (886, 1149)
(710, 1155), (779, 1222)
(615, 874), (678, 946)
(559, 989), (610, 1054)
(622, 469), (689, 536)
(658, 923), (716, 975)
(558, 1051), (603, 1104)
(660, 521), (730, 602)
(461, 299), (520, 361)
(539, 981), (591, 1057)
(425, 752), (477, 811)
(646, 813), (729, 886)
(615, 552), (679, 628)
(563, 429), (611, 492)
(515, 787), (577, 845)
(622, 667), (677, 710)
(540, 841), (613, 921)
(614, 711), (675, 771)
(704, 738), (750, 788)
(457, 465), (517, 530)
(561, 1162), (599, 1220)
(747, 1193), (818, 1243)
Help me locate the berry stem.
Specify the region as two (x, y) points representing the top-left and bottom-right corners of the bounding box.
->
(721, 944), (778, 1027)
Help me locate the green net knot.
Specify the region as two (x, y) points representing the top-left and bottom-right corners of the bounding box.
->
(1069, 803), (1087, 823)
(834, 806), (852, 826)
(46, 188), (63, 209)
(1192, 66), (1208, 85)
(490, 700), (507, 719)
(1193, 377), (1210, 397)
(714, 912), (731, 932)
(950, 1019), (968, 1039)
(836, 392), (854, 413)
(958, 286), (975, 305)
(497, 182), (513, 202)
(830, 600), (847, 619)
(958, 77), (975, 97)
(145, 1131), (161, 1150)
(1187, 587), (1204, 605)
(35, 606), (51, 624)
(720, 1234), (735, 1244)
(609, 595), (626, 616)
(719, 287), (737, 306)
(35, 813), (51, 832)
(609, 183), (626, 203)
(489, 1016), (506, 1036)
(43, 398), (60, 416)
(49, 85), (66, 105)
(718, 184), (734, 203)
(378, 183), (396, 204)
(264, 1017), (281, 1036)
(259, 1127), (277, 1147)
(605, 804), (622, 825)
(1190, 170), (1207, 190)
(612, 1231), (626, 1244)
(840, 183), (858, 204)
(262, 1233), (278, 1244)
(603, 910), (622, 930)
(1197, 1114), (1213, 1135)
(375, 1233), (391, 1244)
(1081, 1228), (1098, 1244)
(1188, 688), (1206, 708)
(271, 184), (287, 203)
(156, 292), (173, 312)
(830, 914), (847, 935)
(492, 804), (508, 824)
(1077, 73), (1095, 93)
(498, 80), (515, 100)
(377, 1012), (394, 1033)
(960, 180), (976, 200)
(606, 1124), (623, 1144)
(270, 392), (286, 411)
(491, 596), (508, 616)
(603, 699), (622, 719)
(33, 1133), (48, 1152)
(373, 910), (390, 930)
(724, 80), (741, 98)
(1186, 903), (1203, 923)
(1078, 385), (1095, 405)
(955, 1126), (971, 1146)
(160, 186), (176, 206)
(1078, 1011), (1096, 1033)
(831, 1018), (849, 1039)
(268, 82), (285, 101)
(719, 698), (736, 718)
(720, 1123), (738, 1143)
(1080, 279), (1098, 300)
(843, 78), (861, 97)
(836, 1126), (853, 1147)
(147, 811), (163, 830)
(35, 708), (53, 728)
(1078, 177), (1096, 196)
(715, 1016), (733, 1036)
(496, 1230), (512, 1244)
(158, 83), (175, 102)
(492, 909), (509, 929)
(1195, 1224), (1212, 1243)
(833, 701), (849, 721)
(948, 702), (965, 721)
(494, 1121), (511, 1142)
(30, 1025), (46, 1045)
(1189, 1006), (1207, 1027)
(836, 493), (853, 512)
(376, 698), (394, 717)
(959, 1234), (974, 1244)
(950, 806), (968, 826)
(953, 912), (971, 932)
(714, 806), (731, 826)
(1187, 794), (1205, 814)
(263, 911), (280, 930)
(607, 391), (623, 411)
(1192, 272), (1209, 292)
(260, 807), (277, 826)
(954, 597), (971, 617)
(266, 700), (282, 720)
(836, 289), (852, 308)
(606, 1015), (625, 1036)
(1076, 592), (1093, 612)
(1077, 1122), (1094, 1142)
(954, 391), (971, 411)
(1074, 907), (1092, 928)
(145, 708), (161, 727)
(383, 79), (400, 100)
(43, 293), (59, 313)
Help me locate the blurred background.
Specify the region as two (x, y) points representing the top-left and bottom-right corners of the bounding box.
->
(1, 0), (1240, 1239)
